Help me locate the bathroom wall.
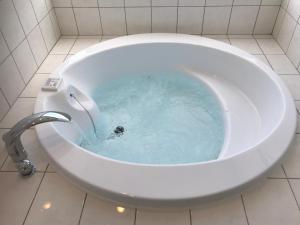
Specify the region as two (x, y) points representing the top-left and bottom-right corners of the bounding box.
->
(53, 0), (282, 36)
(273, 0), (300, 73)
(0, 0), (61, 120)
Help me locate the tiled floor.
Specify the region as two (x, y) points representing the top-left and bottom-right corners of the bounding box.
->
(0, 35), (300, 225)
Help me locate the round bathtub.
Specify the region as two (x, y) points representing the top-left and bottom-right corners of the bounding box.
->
(35, 34), (297, 208)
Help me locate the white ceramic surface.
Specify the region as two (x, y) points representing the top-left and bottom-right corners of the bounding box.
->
(35, 34), (297, 208)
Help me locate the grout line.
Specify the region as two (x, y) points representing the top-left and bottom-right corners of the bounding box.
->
(71, 0), (80, 35)
(252, 0), (262, 35)
(133, 208), (137, 225)
(0, 155), (9, 171)
(241, 194), (250, 225)
(201, 0), (206, 35)
(189, 209), (193, 225)
(176, 0), (179, 33)
(96, 0), (104, 36)
(282, 165), (300, 211)
(226, 0), (234, 34)
(124, 3), (128, 35)
(22, 164), (49, 225)
(77, 193), (87, 225)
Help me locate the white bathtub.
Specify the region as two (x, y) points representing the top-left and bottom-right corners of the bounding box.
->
(35, 34), (297, 208)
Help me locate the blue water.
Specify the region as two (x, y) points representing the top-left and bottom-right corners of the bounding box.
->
(79, 71), (225, 165)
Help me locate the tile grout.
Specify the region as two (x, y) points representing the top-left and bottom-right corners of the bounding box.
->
(22, 164), (49, 225)
(77, 193), (87, 225)
(241, 194), (250, 225)
(282, 165), (300, 211)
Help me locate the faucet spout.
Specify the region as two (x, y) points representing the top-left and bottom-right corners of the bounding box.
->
(2, 111), (71, 176)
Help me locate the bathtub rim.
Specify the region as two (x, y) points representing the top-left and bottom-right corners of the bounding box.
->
(34, 33), (297, 207)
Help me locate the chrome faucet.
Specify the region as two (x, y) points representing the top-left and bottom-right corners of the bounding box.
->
(2, 111), (71, 176)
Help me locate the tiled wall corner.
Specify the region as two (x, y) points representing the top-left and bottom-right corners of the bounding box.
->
(0, 0), (61, 120)
(273, 0), (300, 71)
(53, 0), (282, 36)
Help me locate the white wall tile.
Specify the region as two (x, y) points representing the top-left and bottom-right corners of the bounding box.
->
(45, 0), (53, 11)
(80, 195), (135, 225)
(177, 7), (204, 34)
(31, 0), (48, 22)
(273, 8), (285, 39)
(72, 0), (98, 7)
(98, 0), (124, 7)
(125, 0), (151, 6)
(229, 6), (259, 34)
(0, 0), (25, 50)
(74, 8), (102, 35)
(0, 32), (10, 64)
(287, 25), (300, 68)
(277, 13), (297, 52)
(203, 7), (231, 34)
(233, 0), (261, 5)
(261, 0), (282, 5)
(13, 0), (38, 35)
(100, 8), (127, 35)
(287, 0), (300, 21)
(55, 8), (78, 35)
(0, 56), (25, 105)
(281, 75), (300, 99)
(52, 0), (72, 7)
(0, 91), (9, 120)
(152, 0), (178, 6)
(254, 6), (280, 34)
(27, 26), (48, 66)
(206, 0), (233, 6)
(49, 9), (61, 39)
(40, 14), (57, 50)
(126, 8), (151, 34)
(12, 39), (37, 83)
(178, 0), (205, 6)
(152, 7), (177, 33)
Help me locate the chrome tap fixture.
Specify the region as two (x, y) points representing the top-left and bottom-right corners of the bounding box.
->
(2, 111), (71, 176)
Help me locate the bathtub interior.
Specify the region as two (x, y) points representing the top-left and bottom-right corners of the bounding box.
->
(43, 42), (285, 161)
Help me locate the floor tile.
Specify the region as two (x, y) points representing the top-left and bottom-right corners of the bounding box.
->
(46, 163), (56, 172)
(100, 36), (120, 41)
(283, 134), (300, 178)
(136, 209), (190, 225)
(281, 75), (300, 100)
(24, 173), (86, 225)
(79, 195), (135, 225)
(0, 172), (43, 225)
(266, 55), (299, 74)
(0, 129), (9, 167)
(20, 74), (49, 98)
(70, 38), (100, 54)
(256, 39), (284, 54)
(1, 129), (48, 172)
(230, 38), (262, 54)
(253, 54), (271, 67)
(50, 38), (76, 54)
(37, 55), (66, 74)
(289, 179), (300, 209)
(243, 179), (300, 225)
(191, 195), (247, 225)
(0, 98), (35, 128)
(253, 34), (273, 39)
(267, 164), (286, 178)
(228, 35), (253, 39)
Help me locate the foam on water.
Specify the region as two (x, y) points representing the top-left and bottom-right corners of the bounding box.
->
(79, 71), (225, 165)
